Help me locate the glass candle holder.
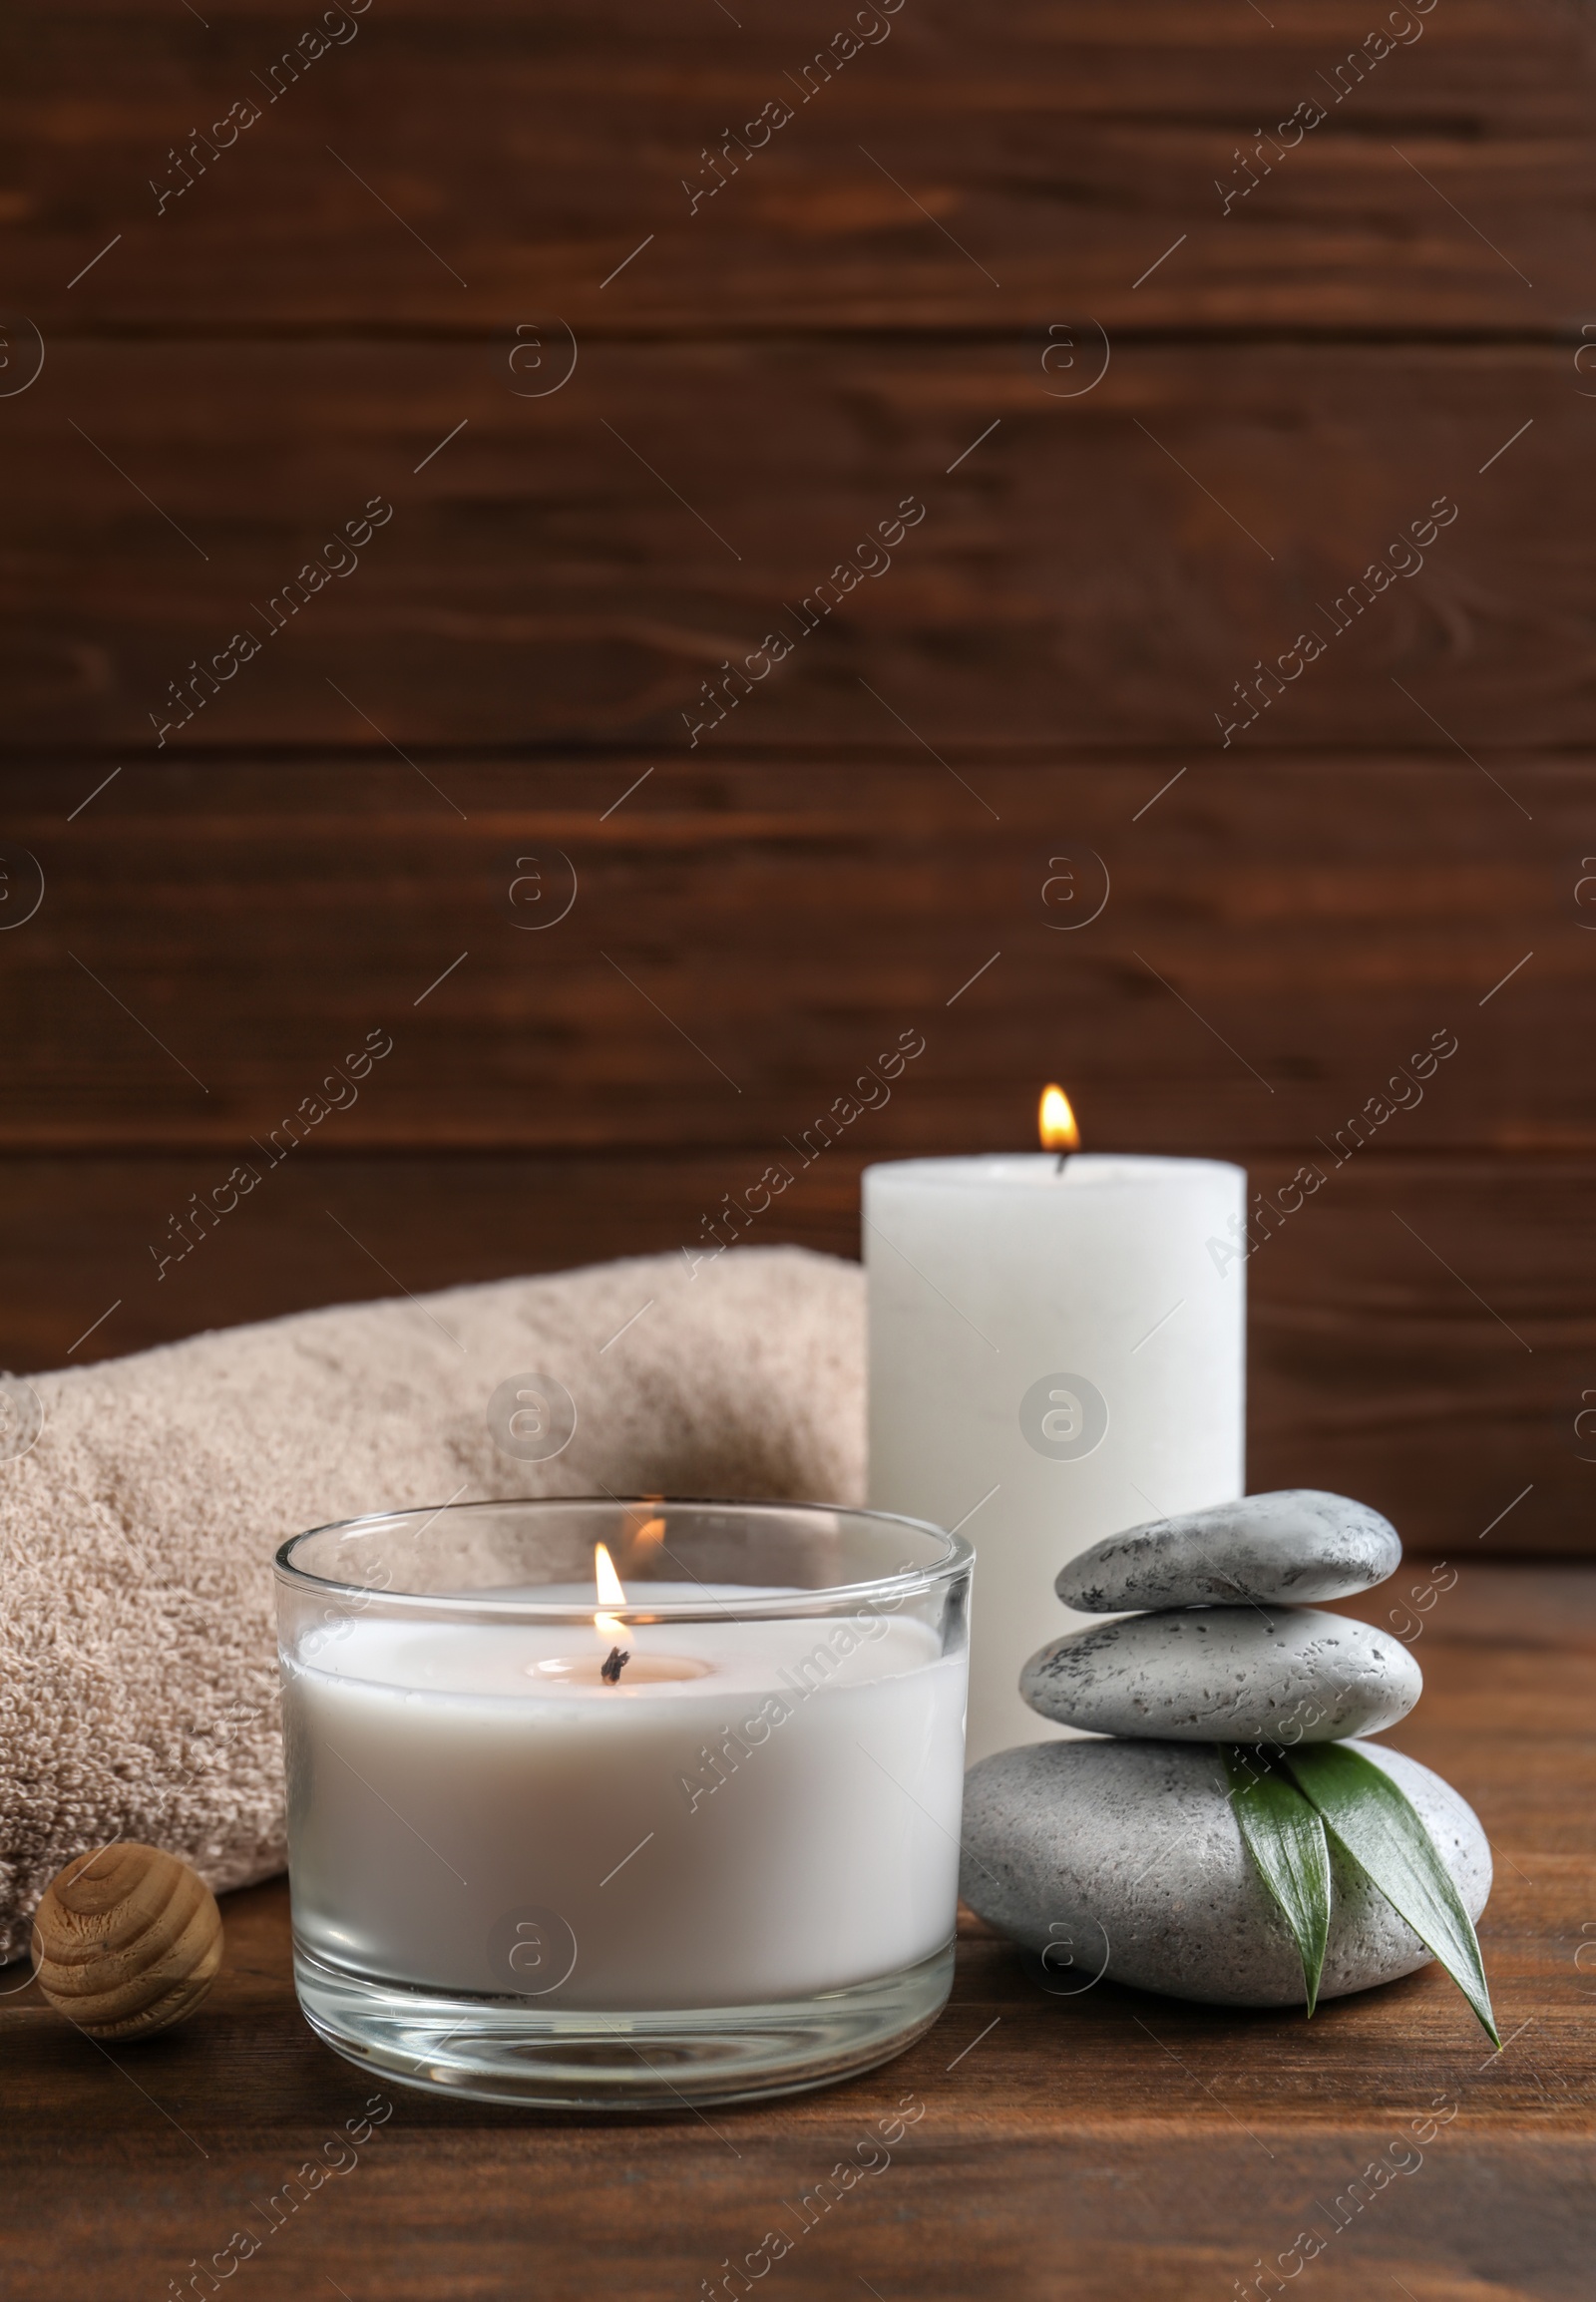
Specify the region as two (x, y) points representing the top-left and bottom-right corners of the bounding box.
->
(274, 1497), (971, 2109)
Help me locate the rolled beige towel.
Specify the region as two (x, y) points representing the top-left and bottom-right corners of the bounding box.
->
(0, 1246), (865, 1961)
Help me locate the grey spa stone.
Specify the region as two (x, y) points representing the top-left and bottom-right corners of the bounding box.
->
(1056, 1490), (1401, 1614)
(1020, 1606), (1421, 1743)
(961, 1737), (1490, 2007)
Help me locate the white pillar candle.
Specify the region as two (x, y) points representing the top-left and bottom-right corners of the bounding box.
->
(281, 1578), (966, 2011)
(865, 1140), (1246, 1764)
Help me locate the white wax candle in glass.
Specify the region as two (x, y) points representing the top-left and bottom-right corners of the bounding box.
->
(865, 1090), (1246, 1765)
(275, 1497), (971, 2109)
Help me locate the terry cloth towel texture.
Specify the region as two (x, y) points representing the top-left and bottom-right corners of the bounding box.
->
(0, 1246), (865, 1963)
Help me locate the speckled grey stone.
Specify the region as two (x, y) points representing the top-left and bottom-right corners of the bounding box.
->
(961, 1737), (1490, 2007)
(1020, 1606), (1421, 1742)
(1057, 1490), (1401, 1614)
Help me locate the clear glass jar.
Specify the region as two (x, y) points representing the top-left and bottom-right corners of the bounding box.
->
(275, 1496), (971, 2109)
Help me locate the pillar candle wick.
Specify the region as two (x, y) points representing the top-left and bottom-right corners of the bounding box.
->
(600, 1646), (630, 1684)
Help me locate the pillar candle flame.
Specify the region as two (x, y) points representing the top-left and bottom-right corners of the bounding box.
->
(1038, 1084), (1080, 1152)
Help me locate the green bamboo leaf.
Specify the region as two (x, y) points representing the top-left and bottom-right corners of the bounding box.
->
(1280, 1740), (1498, 2046)
(1220, 1745), (1332, 2015)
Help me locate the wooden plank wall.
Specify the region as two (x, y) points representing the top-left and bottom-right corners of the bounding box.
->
(2, 0), (1592, 1554)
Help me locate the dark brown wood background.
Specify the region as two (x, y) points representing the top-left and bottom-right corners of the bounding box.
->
(3, 0), (1594, 1563)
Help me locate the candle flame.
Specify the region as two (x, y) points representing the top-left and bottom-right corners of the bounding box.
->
(594, 1540), (627, 1642)
(1038, 1084), (1080, 1152)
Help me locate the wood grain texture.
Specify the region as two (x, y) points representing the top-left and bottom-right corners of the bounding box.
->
(0, 1147), (1589, 1556)
(0, 756), (1582, 1151)
(2, 0), (1591, 2281)
(33, 1843), (223, 2040)
(1, 1565), (1590, 2299)
(0, 341), (1585, 750)
(7, 1), (1591, 332)
(2, 756), (1588, 1555)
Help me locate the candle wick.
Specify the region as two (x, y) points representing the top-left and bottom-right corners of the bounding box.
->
(1054, 1151), (1070, 1175)
(600, 1646), (630, 1684)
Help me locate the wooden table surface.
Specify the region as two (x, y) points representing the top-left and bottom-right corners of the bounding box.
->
(4, 1563), (1591, 2300)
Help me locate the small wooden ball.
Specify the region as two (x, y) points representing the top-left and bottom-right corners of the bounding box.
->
(33, 1842), (223, 2041)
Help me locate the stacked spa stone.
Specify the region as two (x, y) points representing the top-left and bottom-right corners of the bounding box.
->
(961, 1491), (1491, 2008)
